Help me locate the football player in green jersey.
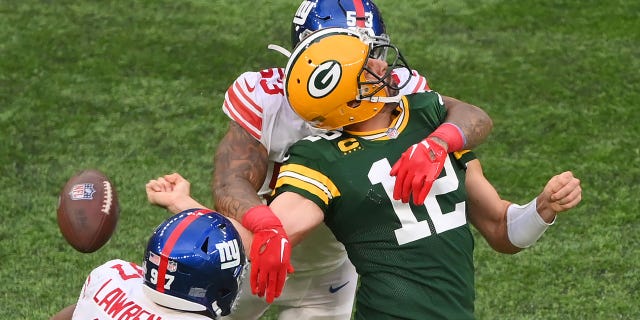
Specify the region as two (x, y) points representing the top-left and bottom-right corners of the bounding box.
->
(267, 28), (582, 319)
(143, 27), (581, 320)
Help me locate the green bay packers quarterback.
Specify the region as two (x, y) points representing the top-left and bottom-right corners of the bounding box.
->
(274, 27), (475, 319)
(268, 27), (582, 319)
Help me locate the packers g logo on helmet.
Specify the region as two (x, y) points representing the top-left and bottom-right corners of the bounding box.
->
(308, 60), (342, 98)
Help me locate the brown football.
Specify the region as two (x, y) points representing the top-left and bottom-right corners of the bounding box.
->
(57, 169), (119, 253)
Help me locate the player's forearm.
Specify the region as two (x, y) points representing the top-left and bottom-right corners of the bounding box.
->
(466, 160), (522, 254)
(442, 96), (493, 149)
(269, 191), (324, 247)
(213, 122), (269, 221)
(214, 179), (265, 221)
(167, 196), (206, 214)
(470, 196), (521, 254)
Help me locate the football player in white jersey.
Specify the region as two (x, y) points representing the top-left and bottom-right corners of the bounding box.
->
(50, 209), (247, 320)
(213, 1), (492, 319)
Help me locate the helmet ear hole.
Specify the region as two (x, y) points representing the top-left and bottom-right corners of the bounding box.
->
(200, 237), (209, 253)
(347, 100), (361, 109)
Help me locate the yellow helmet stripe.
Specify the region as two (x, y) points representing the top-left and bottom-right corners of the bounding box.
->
(275, 164), (340, 205)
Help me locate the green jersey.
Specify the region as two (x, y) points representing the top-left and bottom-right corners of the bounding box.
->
(273, 92), (476, 319)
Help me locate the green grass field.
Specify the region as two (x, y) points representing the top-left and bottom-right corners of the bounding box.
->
(1, 0), (638, 319)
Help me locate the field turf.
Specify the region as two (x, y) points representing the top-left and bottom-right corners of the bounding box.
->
(1, 1), (638, 319)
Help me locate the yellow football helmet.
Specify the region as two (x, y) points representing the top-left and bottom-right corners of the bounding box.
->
(284, 27), (411, 130)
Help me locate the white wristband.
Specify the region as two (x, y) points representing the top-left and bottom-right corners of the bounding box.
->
(506, 198), (555, 249)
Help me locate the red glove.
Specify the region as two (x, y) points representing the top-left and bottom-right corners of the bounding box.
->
(242, 205), (294, 303)
(390, 123), (465, 205)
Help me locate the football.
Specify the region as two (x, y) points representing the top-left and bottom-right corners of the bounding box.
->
(57, 169), (120, 253)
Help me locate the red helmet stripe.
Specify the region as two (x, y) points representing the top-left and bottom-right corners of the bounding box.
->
(352, 0), (366, 27)
(156, 213), (201, 292)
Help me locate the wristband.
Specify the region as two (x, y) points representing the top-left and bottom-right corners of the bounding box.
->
(241, 205), (282, 232)
(428, 122), (466, 152)
(506, 198), (555, 248)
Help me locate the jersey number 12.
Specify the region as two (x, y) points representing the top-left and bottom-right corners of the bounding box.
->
(368, 157), (467, 245)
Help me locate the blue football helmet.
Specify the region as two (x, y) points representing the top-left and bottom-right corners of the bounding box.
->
(142, 209), (246, 318)
(291, 0), (390, 59)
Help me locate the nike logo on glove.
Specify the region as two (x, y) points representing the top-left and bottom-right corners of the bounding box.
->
(329, 281), (350, 293)
(280, 238), (288, 263)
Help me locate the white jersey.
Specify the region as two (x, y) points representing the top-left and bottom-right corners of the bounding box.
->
(72, 259), (210, 320)
(222, 67), (429, 275)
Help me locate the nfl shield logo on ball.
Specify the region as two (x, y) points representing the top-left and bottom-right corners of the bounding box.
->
(69, 183), (96, 200)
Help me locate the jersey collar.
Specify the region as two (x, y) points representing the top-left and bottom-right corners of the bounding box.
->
(345, 96), (410, 141)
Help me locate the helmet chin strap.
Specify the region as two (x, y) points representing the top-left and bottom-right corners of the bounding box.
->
(267, 44), (291, 58)
(363, 95), (402, 103)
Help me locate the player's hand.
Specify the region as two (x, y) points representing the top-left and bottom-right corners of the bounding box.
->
(242, 205), (294, 303)
(146, 173), (202, 214)
(390, 138), (447, 205)
(539, 171), (582, 218)
(146, 173), (189, 206)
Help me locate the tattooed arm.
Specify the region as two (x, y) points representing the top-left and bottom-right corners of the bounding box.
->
(213, 122), (294, 301)
(442, 95), (493, 150)
(213, 121), (269, 222)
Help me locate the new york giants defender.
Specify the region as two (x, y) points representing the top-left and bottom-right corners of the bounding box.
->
(213, 1), (492, 319)
(51, 209), (246, 320)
